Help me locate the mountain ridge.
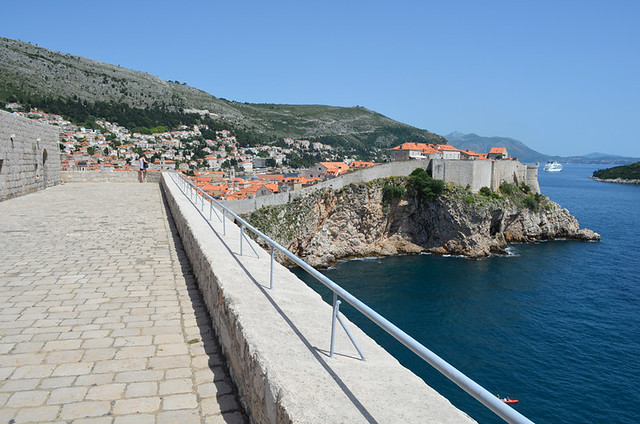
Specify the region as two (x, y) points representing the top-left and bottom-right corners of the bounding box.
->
(0, 37), (444, 149)
(446, 132), (639, 164)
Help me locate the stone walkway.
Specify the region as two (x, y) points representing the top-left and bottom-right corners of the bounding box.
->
(0, 183), (247, 424)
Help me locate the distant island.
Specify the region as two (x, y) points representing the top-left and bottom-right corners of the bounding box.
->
(592, 162), (640, 184)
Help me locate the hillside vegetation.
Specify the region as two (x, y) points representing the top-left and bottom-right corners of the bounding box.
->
(593, 162), (640, 181)
(0, 37), (444, 150)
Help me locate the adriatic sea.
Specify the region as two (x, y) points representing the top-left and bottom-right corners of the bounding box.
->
(294, 164), (640, 423)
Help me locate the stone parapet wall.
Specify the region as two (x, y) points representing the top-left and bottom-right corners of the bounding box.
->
(0, 110), (61, 201)
(160, 173), (474, 424)
(61, 170), (161, 184)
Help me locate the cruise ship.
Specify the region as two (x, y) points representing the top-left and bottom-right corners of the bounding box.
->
(543, 161), (563, 172)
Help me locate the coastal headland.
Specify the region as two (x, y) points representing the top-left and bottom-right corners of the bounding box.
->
(592, 161), (640, 184)
(245, 175), (600, 268)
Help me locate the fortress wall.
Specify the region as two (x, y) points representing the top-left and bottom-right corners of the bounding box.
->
(0, 110), (61, 201)
(430, 159), (493, 191)
(472, 161), (495, 191)
(526, 164), (541, 193)
(490, 161), (540, 193)
(222, 159), (431, 214)
(61, 170), (161, 184)
(222, 158), (540, 215)
(491, 161), (519, 190)
(160, 173), (474, 423)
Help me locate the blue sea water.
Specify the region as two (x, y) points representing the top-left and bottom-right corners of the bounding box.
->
(294, 164), (640, 423)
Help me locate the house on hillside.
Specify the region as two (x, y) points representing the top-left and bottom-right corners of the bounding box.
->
(239, 161), (253, 172)
(390, 143), (443, 161)
(152, 159), (176, 170)
(349, 160), (376, 170)
(433, 144), (461, 160)
(305, 162), (351, 179)
(459, 150), (487, 160)
(239, 184), (274, 199)
(488, 147), (509, 159)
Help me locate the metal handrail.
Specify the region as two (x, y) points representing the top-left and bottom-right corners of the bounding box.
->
(167, 171), (534, 424)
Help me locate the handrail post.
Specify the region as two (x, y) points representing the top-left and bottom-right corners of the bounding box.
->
(222, 209), (226, 235)
(270, 245), (274, 290)
(330, 293), (339, 358)
(240, 224), (244, 256)
(209, 201), (213, 221)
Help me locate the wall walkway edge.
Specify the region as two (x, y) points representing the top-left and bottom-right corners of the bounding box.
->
(160, 173), (475, 424)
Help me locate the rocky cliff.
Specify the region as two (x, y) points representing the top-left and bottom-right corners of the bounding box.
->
(244, 177), (600, 268)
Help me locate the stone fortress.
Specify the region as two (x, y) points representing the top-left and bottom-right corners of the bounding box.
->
(0, 110), (61, 201)
(222, 156), (541, 215)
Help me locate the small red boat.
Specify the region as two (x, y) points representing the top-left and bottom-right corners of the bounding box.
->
(497, 395), (518, 404)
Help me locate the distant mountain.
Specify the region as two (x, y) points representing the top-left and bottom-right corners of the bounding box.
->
(445, 132), (551, 163)
(0, 37), (444, 150)
(446, 132), (639, 165)
(583, 152), (631, 159)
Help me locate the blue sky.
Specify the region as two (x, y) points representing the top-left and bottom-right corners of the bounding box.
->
(2, 0), (639, 157)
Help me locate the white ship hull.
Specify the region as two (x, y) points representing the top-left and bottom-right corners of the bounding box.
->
(543, 161), (563, 172)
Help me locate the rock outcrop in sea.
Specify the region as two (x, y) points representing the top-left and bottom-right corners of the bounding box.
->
(244, 177), (600, 268)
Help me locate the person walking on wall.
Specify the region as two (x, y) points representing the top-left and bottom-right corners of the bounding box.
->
(139, 154), (148, 182)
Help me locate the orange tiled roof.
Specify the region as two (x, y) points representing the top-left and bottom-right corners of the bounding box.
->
(391, 142), (431, 151)
(320, 162), (350, 176)
(434, 144), (459, 151)
(349, 161), (376, 168)
(461, 149), (481, 157)
(391, 143), (440, 155)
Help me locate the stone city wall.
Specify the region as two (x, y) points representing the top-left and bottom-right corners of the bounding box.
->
(222, 159), (431, 214)
(160, 173), (474, 423)
(430, 159), (540, 193)
(222, 158), (539, 215)
(0, 110), (61, 201)
(430, 159), (493, 192)
(61, 170), (161, 184)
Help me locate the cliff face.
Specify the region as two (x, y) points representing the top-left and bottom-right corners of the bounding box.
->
(245, 179), (600, 268)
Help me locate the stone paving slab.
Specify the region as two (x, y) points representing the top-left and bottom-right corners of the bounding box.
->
(0, 183), (247, 423)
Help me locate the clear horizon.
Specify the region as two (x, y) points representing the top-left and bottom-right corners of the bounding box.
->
(2, 0), (639, 157)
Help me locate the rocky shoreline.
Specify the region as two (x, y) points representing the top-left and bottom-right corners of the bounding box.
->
(245, 178), (600, 268)
(592, 177), (640, 184)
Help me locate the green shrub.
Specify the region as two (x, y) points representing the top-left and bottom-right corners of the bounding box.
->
(463, 196), (475, 204)
(523, 194), (538, 211)
(499, 182), (518, 196)
(409, 168), (445, 201)
(479, 187), (492, 197)
(382, 184), (406, 203)
(521, 183), (531, 194)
